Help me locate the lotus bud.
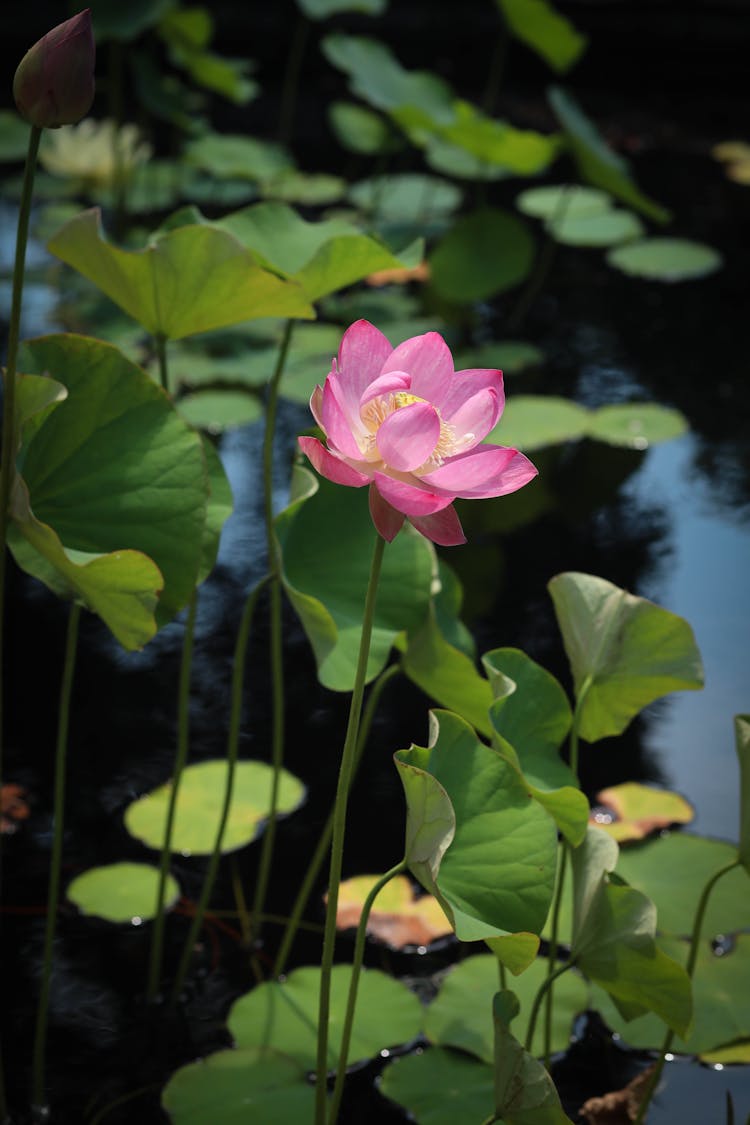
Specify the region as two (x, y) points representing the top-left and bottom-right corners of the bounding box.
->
(13, 9), (95, 130)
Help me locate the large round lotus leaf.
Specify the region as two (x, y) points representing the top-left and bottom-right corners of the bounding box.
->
(614, 833), (750, 937)
(606, 238), (723, 281)
(380, 1048), (495, 1125)
(424, 954), (587, 1061)
(430, 208), (535, 303)
(515, 184), (611, 219)
(586, 403), (688, 448)
(124, 760), (306, 855)
(67, 862), (179, 923)
(334, 874), (452, 949)
(162, 1046), (314, 1125)
(177, 390), (262, 433)
(228, 964), (422, 1070)
(593, 934), (750, 1058)
(547, 208), (644, 247)
(488, 395), (589, 450)
(347, 174), (462, 220)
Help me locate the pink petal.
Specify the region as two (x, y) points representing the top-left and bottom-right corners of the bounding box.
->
(420, 444), (525, 496)
(373, 471), (454, 516)
(310, 384), (324, 429)
(369, 484), (405, 542)
(441, 368), (504, 423)
(376, 402), (441, 472)
(409, 505), (466, 546)
(337, 319), (394, 416)
(445, 387), (502, 451)
(298, 436), (370, 488)
(321, 374), (363, 459)
(359, 370), (411, 406)
(381, 332), (454, 409)
(459, 449), (538, 498)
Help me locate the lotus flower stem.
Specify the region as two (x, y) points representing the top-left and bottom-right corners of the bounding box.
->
(169, 576), (268, 1010)
(31, 600), (81, 1111)
(328, 858), (408, 1125)
(524, 959), (573, 1054)
(632, 857), (741, 1125)
(146, 587), (198, 1003)
(273, 662), (401, 978)
(250, 319), (295, 943)
(314, 532), (386, 1125)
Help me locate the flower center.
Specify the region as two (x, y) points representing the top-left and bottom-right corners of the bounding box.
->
(359, 391), (469, 472)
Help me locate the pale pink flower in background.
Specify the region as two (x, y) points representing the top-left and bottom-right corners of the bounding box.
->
(298, 319), (537, 546)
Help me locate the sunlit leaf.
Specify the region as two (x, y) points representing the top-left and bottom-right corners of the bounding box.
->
(548, 87), (670, 223)
(47, 209), (314, 340)
(430, 208), (535, 303)
(591, 782), (694, 843)
(228, 964), (422, 1070)
(424, 954), (587, 1061)
(380, 1048), (495, 1125)
(571, 827), (692, 1034)
(124, 760), (306, 855)
(492, 991), (576, 1123)
(162, 1047), (315, 1125)
(497, 0), (587, 73)
(276, 471), (434, 690)
(395, 710), (558, 966)
(67, 862), (179, 923)
(586, 403), (688, 448)
(428, 101), (559, 176)
(334, 874), (452, 948)
(489, 395), (589, 449)
(548, 571), (704, 741)
(606, 238), (723, 281)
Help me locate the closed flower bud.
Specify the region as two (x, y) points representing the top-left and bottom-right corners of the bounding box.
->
(13, 9), (95, 130)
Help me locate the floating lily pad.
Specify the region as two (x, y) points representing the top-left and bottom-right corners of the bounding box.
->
(348, 173), (462, 220)
(162, 1046), (315, 1125)
(424, 953), (588, 1061)
(547, 208), (644, 247)
(178, 390), (263, 433)
(515, 184), (611, 219)
(454, 340), (544, 375)
(124, 760), (306, 855)
(490, 396), (589, 449)
(586, 403), (688, 448)
(591, 782), (694, 842)
(261, 171), (346, 205)
(429, 207), (535, 303)
(228, 964), (422, 1070)
(380, 1048), (495, 1125)
(334, 874), (452, 949)
(67, 862), (179, 923)
(606, 238), (723, 281)
(184, 134), (293, 182)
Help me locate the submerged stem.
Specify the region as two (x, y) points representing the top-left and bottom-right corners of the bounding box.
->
(31, 600), (81, 1110)
(314, 534), (386, 1125)
(146, 589), (198, 1002)
(169, 577), (268, 1008)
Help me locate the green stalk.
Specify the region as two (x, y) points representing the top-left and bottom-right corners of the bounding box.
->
(154, 335), (169, 394)
(314, 534), (386, 1125)
(250, 319), (295, 943)
(31, 600), (81, 1110)
(632, 858), (741, 1125)
(146, 587), (198, 1002)
(524, 960), (572, 1054)
(328, 859), (407, 1125)
(169, 577), (268, 1009)
(273, 663), (401, 978)
(278, 14), (310, 146)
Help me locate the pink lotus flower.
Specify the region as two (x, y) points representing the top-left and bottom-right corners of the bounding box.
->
(298, 320), (537, 546)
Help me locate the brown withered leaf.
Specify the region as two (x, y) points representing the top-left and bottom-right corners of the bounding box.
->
(589, 781), (693, 843)
(365, 262), (430, 287)
(329, 873), (452, 949)
(1, 783), (30, 834)
(579, 1065), (656, 1124)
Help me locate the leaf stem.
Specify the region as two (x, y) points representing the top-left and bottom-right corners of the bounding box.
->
(524, 959), (572, 1054)
(155, 334), (169, 394)
(250, 319), (295, 943)
(146, 587), (198, 1002)
(314, 533), (386, 1125)
(169, 576), (268, 1009)
(273, 662), (401, 978)
(632, 858), (741, 1125)
(278, 14), (310, 146)
(328, 858), (408, 1125)
(31, 600), (81, 1110)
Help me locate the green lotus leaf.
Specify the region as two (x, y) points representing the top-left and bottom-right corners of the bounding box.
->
(124, 760), (306, 855)
(162, 1046), (315, 1125)
(488, 395), (589, 449)
(0, 110), (33, 162)
(454, 340), (544, 375)
(348, 173), (462, 220)
(515, 184), (611, 219)
(424, 953), (587, 1061)
(492, 991), (576, 1124)
(570, 827), (692, 1035)
(380, 1048), (495, 1125)
(497, 0), (587, 73)
(276, 471), (434, 691)
(228, 964), (422, 1070)
(261, 171), (346, 205)
(178, 390), (263, 433)
(546, 208), (644, 247)
(548, 86), (670, 223)
(47, 208), (314, 340)
(429, 101), (560, 176)
(430, 208), (535, 303)
(395, 710), (558, 966)
(548, 571), (704, 741)
(299, 0), (387, 18)
(606, 237), (723, 281)
(184, 133), (293, 181)
(586, 403), (688, 448)
(67, 862), (179, 923)
(329, 101), (395, 155)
